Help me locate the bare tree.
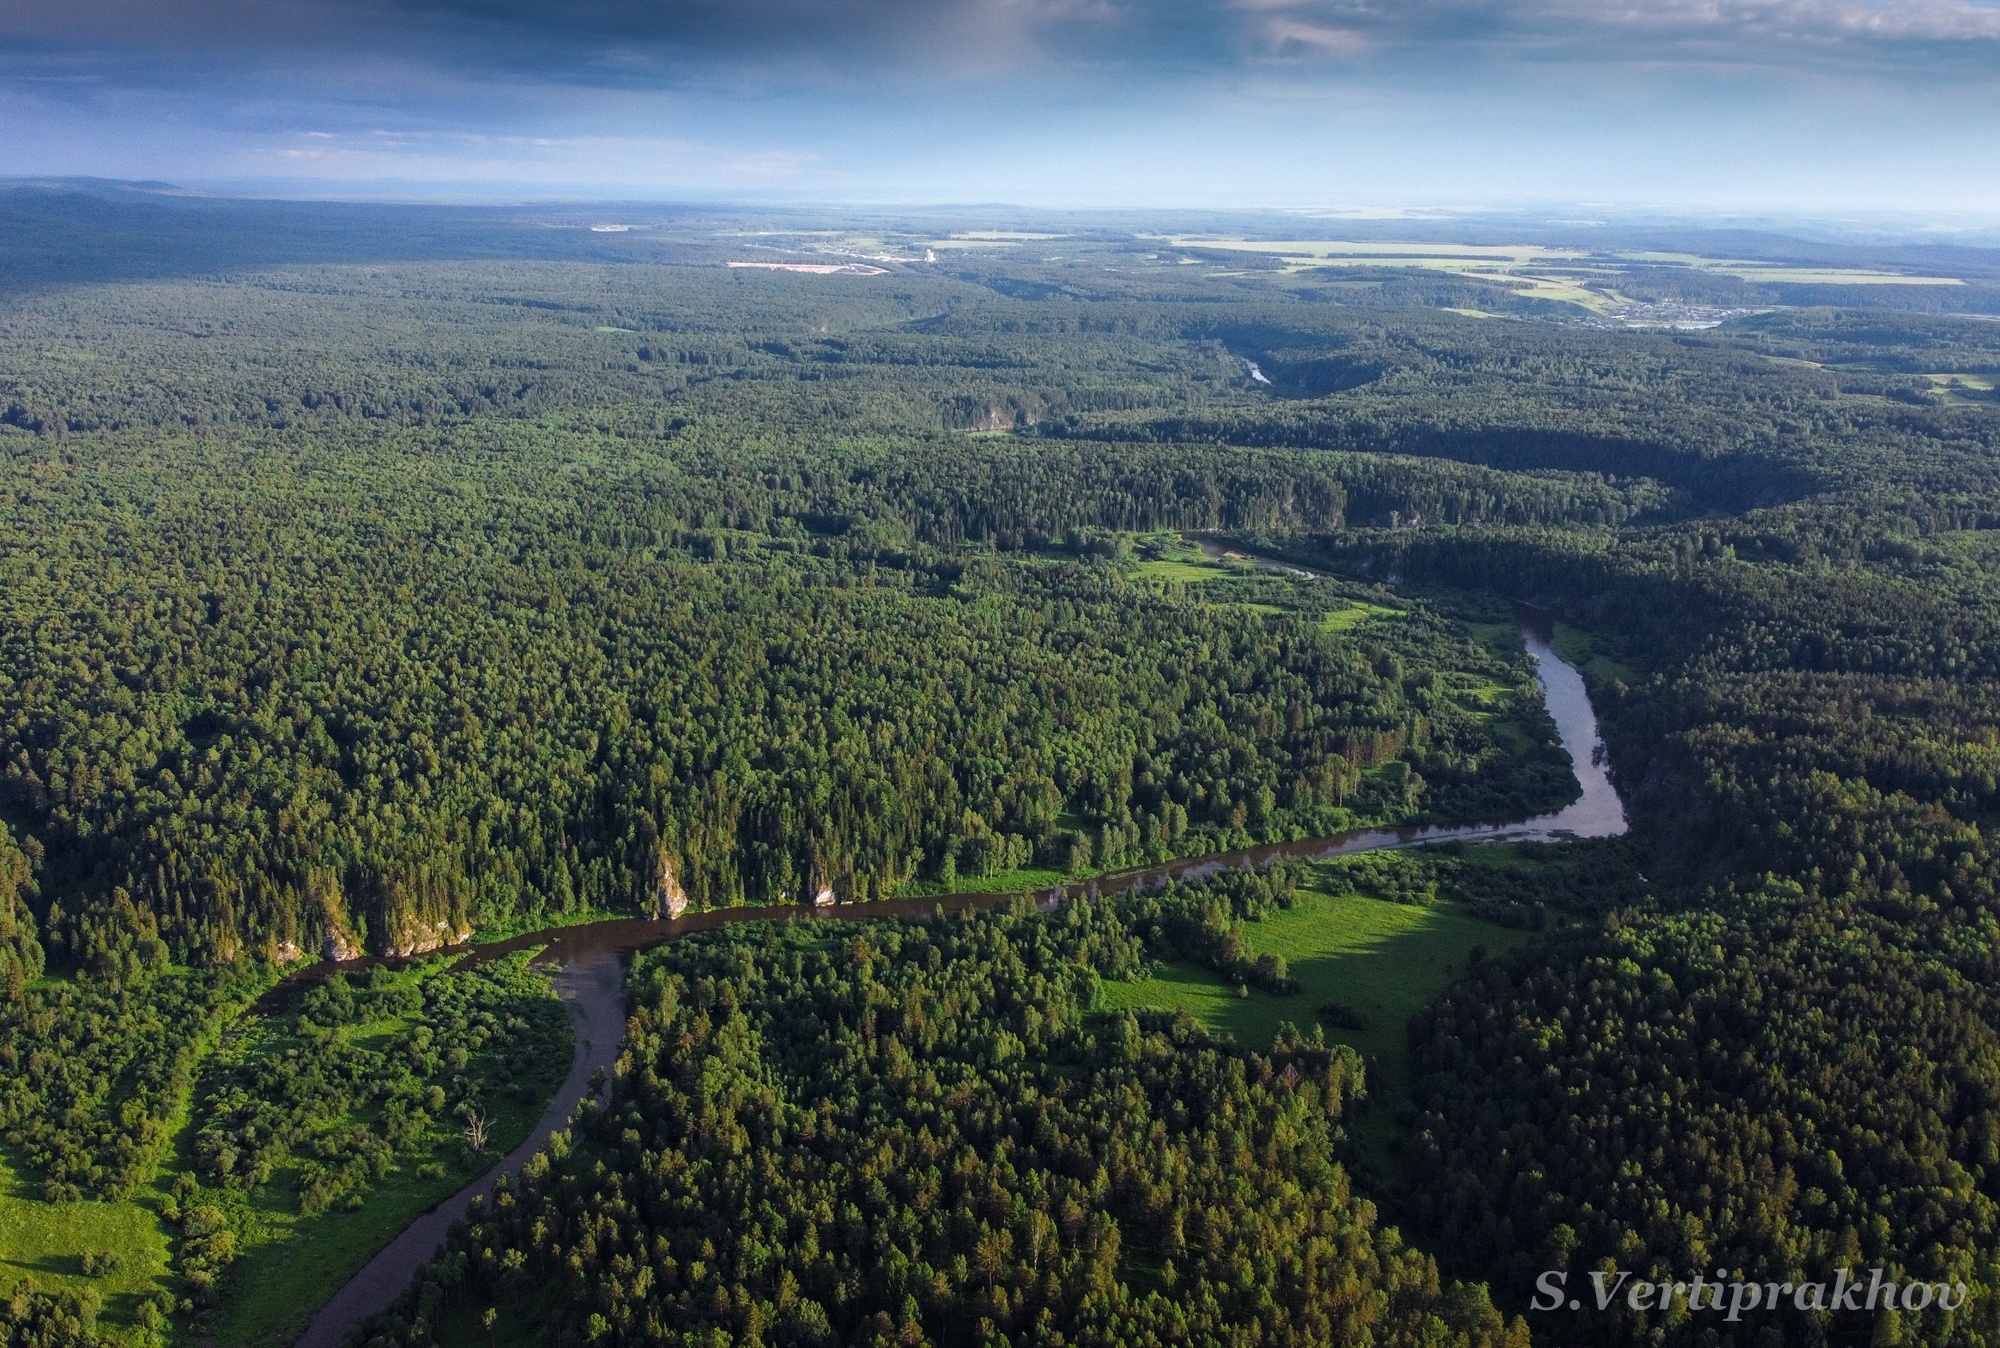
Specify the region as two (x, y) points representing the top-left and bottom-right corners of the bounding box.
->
(462, 1106), (491, 1152)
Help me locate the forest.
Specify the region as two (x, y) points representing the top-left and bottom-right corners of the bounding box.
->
(356, 899), (1526, 1348)
(7, 193), (2000, 1346)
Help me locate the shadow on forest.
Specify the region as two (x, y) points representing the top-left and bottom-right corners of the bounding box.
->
(0, 183), (725, 296)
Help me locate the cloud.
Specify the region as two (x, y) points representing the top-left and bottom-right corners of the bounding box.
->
(2, 0), (1999, 208)
(0, 0), (1136, 88)
(1249, 15), (1371, 59)
(1222, 0), (2000, 67)
(9, 0), (2000, 93)
(1545, 0), (2000, 44)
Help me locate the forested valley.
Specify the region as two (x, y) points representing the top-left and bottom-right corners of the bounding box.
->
(7, 192), (2000, 1346)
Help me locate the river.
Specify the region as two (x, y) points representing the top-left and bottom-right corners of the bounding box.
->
(291, 952), (625, 1348)
(291, 604), (1625, 1347)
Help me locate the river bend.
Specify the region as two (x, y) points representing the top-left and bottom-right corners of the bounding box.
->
(292, 619), (1625, 1346)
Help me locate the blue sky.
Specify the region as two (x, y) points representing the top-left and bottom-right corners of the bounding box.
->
(4, 0), (2000, 211)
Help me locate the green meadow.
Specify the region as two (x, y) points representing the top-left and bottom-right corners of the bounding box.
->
(0, 953), (569, 1348)
(1095, 867), (1534, 1102)
(191, 954), (568, 1348)
(0, 1154), (170, 1341)
(1320, 600), (1401, 631)
(205, 1096), (550, 1348)
(1129, 537), (1406, 630)
(1130, 555), (1227, 584)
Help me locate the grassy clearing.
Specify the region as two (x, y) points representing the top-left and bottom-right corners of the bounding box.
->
(1152, 237), (1620, 310)
(183, 953), (570, 1348)
(1094, 875), (1534, 1099)
(901, 865), (1070, 897)
(1922, 373), (1997, 397)
(1508, 275), (1617, 310)
(205, 1080), (553, 1348)
(1147, 237), (1979, 310)
(1131, 556), (1229, 584)
(1443, 673), (1510, 719)
(1130, 539), (1405, 632)
(1320, 601), (1401, 631)
(0, 962), (273, 1343)
(0, 951), (574, 1348)
(1131, 545), (1396, 630)
(0, 1153), (169, 1341)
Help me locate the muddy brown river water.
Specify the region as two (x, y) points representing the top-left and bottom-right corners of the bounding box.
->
(290, 613), (1625, 1347)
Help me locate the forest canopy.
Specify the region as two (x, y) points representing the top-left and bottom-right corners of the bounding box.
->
(7, 208), (2000, 1346)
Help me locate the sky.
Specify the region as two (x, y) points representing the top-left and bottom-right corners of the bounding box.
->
(4, 0), (2000, 212)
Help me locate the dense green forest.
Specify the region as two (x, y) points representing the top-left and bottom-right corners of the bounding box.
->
(0, 262), (1622, 969)
(357, 901), (1526, 1348)
(9, 195), (2000, 1346)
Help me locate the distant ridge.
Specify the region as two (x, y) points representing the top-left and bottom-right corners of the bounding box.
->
(0, 176), (209, 198)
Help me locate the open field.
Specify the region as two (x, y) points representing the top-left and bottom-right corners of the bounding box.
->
(1320, 600), (1402, 631)
(1095, 876), (1536, 1100)
(0, 1155), (169, 1342)
(206, 1087), (553, 1348)
(0, 949), (575, 1348)
(1146, 237), (1972, 316)
(1464, 618), (1523, 651)
(1504, 275), (1618, 307)
(1441, 670), (1510, 717)
(1163, 238), (1971, 284)
(1155, 238), (1624, 310)
(182, 954), (569, 1348)
(1132, 549), (1403, 628)
(1131, 556), (1227, 584)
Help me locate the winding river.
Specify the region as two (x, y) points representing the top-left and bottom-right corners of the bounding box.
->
(292, 610), (1626, 1348)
